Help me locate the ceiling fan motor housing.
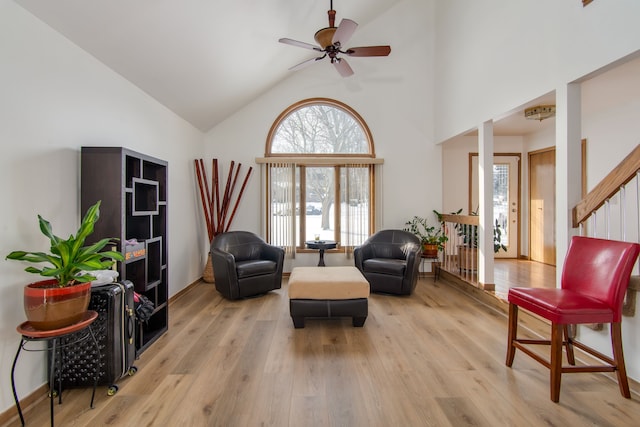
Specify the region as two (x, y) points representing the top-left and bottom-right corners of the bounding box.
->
(314, 27), (337, 50)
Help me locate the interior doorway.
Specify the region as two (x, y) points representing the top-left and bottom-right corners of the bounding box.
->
(470, 153), (521, 258)
(529, 148), (556, 266)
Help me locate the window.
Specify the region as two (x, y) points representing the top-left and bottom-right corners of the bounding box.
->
(258, 98), (381, 256)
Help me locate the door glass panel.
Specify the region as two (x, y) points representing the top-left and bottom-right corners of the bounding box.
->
(493, 164), (509, 246)
(471, 154), (519, 258)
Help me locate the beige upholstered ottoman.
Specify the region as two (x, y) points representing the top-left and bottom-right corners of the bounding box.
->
(288, 266), (370, 328)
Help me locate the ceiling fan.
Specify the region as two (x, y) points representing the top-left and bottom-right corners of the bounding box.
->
(278, 1), (391, 77)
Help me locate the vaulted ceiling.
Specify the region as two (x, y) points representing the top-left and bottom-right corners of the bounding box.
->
(16, 0), (403, 132)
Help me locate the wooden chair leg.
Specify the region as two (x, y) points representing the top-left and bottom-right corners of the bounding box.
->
(550, 323), (563, 402)
(506, 303), (518, 366)
(563, 325), (575, 365)
(611, 322), (631, 398)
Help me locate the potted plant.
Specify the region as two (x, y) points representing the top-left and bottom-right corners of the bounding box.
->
(457, 218), (507, 250)
(6, 201), (124, 330)
(404, 215), (448, 258)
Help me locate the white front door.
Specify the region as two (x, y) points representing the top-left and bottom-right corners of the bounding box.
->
(471, 154), (520, 258)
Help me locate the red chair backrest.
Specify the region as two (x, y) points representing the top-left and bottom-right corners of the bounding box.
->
(562, 236), (640, 321)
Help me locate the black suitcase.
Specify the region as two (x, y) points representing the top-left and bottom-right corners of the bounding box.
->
(52, 280), (137, 395)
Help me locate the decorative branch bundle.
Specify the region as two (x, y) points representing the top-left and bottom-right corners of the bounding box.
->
(194, 159), (253, 242)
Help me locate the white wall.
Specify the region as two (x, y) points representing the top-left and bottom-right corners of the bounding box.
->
(0, 1), (204, 414)
(434, 0), (640, 144)
(581, 58), (640, 188)
(202, 0), (438, 269)
(442, 136), (524, 213)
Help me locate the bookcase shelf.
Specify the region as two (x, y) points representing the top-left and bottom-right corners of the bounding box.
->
(81, 146), (168, 356)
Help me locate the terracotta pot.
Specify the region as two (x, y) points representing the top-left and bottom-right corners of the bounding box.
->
(24, 279), (91, 330)
(422, 243), (439, 259)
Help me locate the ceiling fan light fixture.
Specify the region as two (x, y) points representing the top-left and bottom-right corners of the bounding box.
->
(314, 27), (337, 49)
(525, 105), (556, 121)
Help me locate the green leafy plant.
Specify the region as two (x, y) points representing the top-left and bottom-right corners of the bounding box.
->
(458, 222), (478, 248)
(458, 217), (506, 253)
(493, 219), (507, 253)
(6, 201), (124, 287)
(404, 215), (448, 251)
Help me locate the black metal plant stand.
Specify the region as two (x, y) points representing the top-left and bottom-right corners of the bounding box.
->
(11, 311), (99, 427)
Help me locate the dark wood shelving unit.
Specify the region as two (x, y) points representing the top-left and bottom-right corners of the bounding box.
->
(81, 146), (168, 356)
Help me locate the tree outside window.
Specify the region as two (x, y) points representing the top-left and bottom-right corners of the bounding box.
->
(265, 98), (376, 250)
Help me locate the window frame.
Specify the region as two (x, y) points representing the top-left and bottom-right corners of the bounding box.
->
(265, 98), (377, 159)
(259, 98), (380, 252)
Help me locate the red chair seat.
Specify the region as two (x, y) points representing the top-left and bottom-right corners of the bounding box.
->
(508, 288), (614, 324)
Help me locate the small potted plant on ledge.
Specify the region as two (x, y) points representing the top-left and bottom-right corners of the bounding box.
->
(404, 215), (448, 258)
(6, 201), (124, 330)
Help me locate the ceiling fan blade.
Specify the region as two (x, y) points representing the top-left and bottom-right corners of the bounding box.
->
(333, 58), (354, 77)
(289, 56), (324, 72)
(332, 19), (358, 46)
(345, 46), (391, 57)
(279, 38), (323, 52)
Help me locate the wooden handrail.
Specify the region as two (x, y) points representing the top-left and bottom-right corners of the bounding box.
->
(573, 144), (640, 227)
(440, 214), (479, 226)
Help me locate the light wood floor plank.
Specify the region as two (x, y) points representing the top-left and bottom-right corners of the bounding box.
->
(5, 270), (640, 426)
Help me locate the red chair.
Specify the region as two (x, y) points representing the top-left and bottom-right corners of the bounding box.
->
(506, 236), (640, 402)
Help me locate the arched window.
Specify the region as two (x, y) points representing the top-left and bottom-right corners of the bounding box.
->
(257, 98), (382, 255)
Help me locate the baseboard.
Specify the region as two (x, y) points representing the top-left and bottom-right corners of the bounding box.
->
(439, 269), (508, 315)
(0, 383), (48, 426)
(169, 277), (206, 305)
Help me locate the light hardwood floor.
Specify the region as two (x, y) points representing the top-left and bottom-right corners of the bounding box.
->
(5, 270), (640, 426)
(493, 259), (557, 296)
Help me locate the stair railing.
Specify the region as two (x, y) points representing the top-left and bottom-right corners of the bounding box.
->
(573, 144), (640, 317)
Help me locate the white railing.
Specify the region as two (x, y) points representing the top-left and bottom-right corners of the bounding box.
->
(440, 214), (481, 287)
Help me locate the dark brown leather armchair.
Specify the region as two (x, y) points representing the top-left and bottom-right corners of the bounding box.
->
(354, 229), (422, 295)
(210, 231), (284, 300)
